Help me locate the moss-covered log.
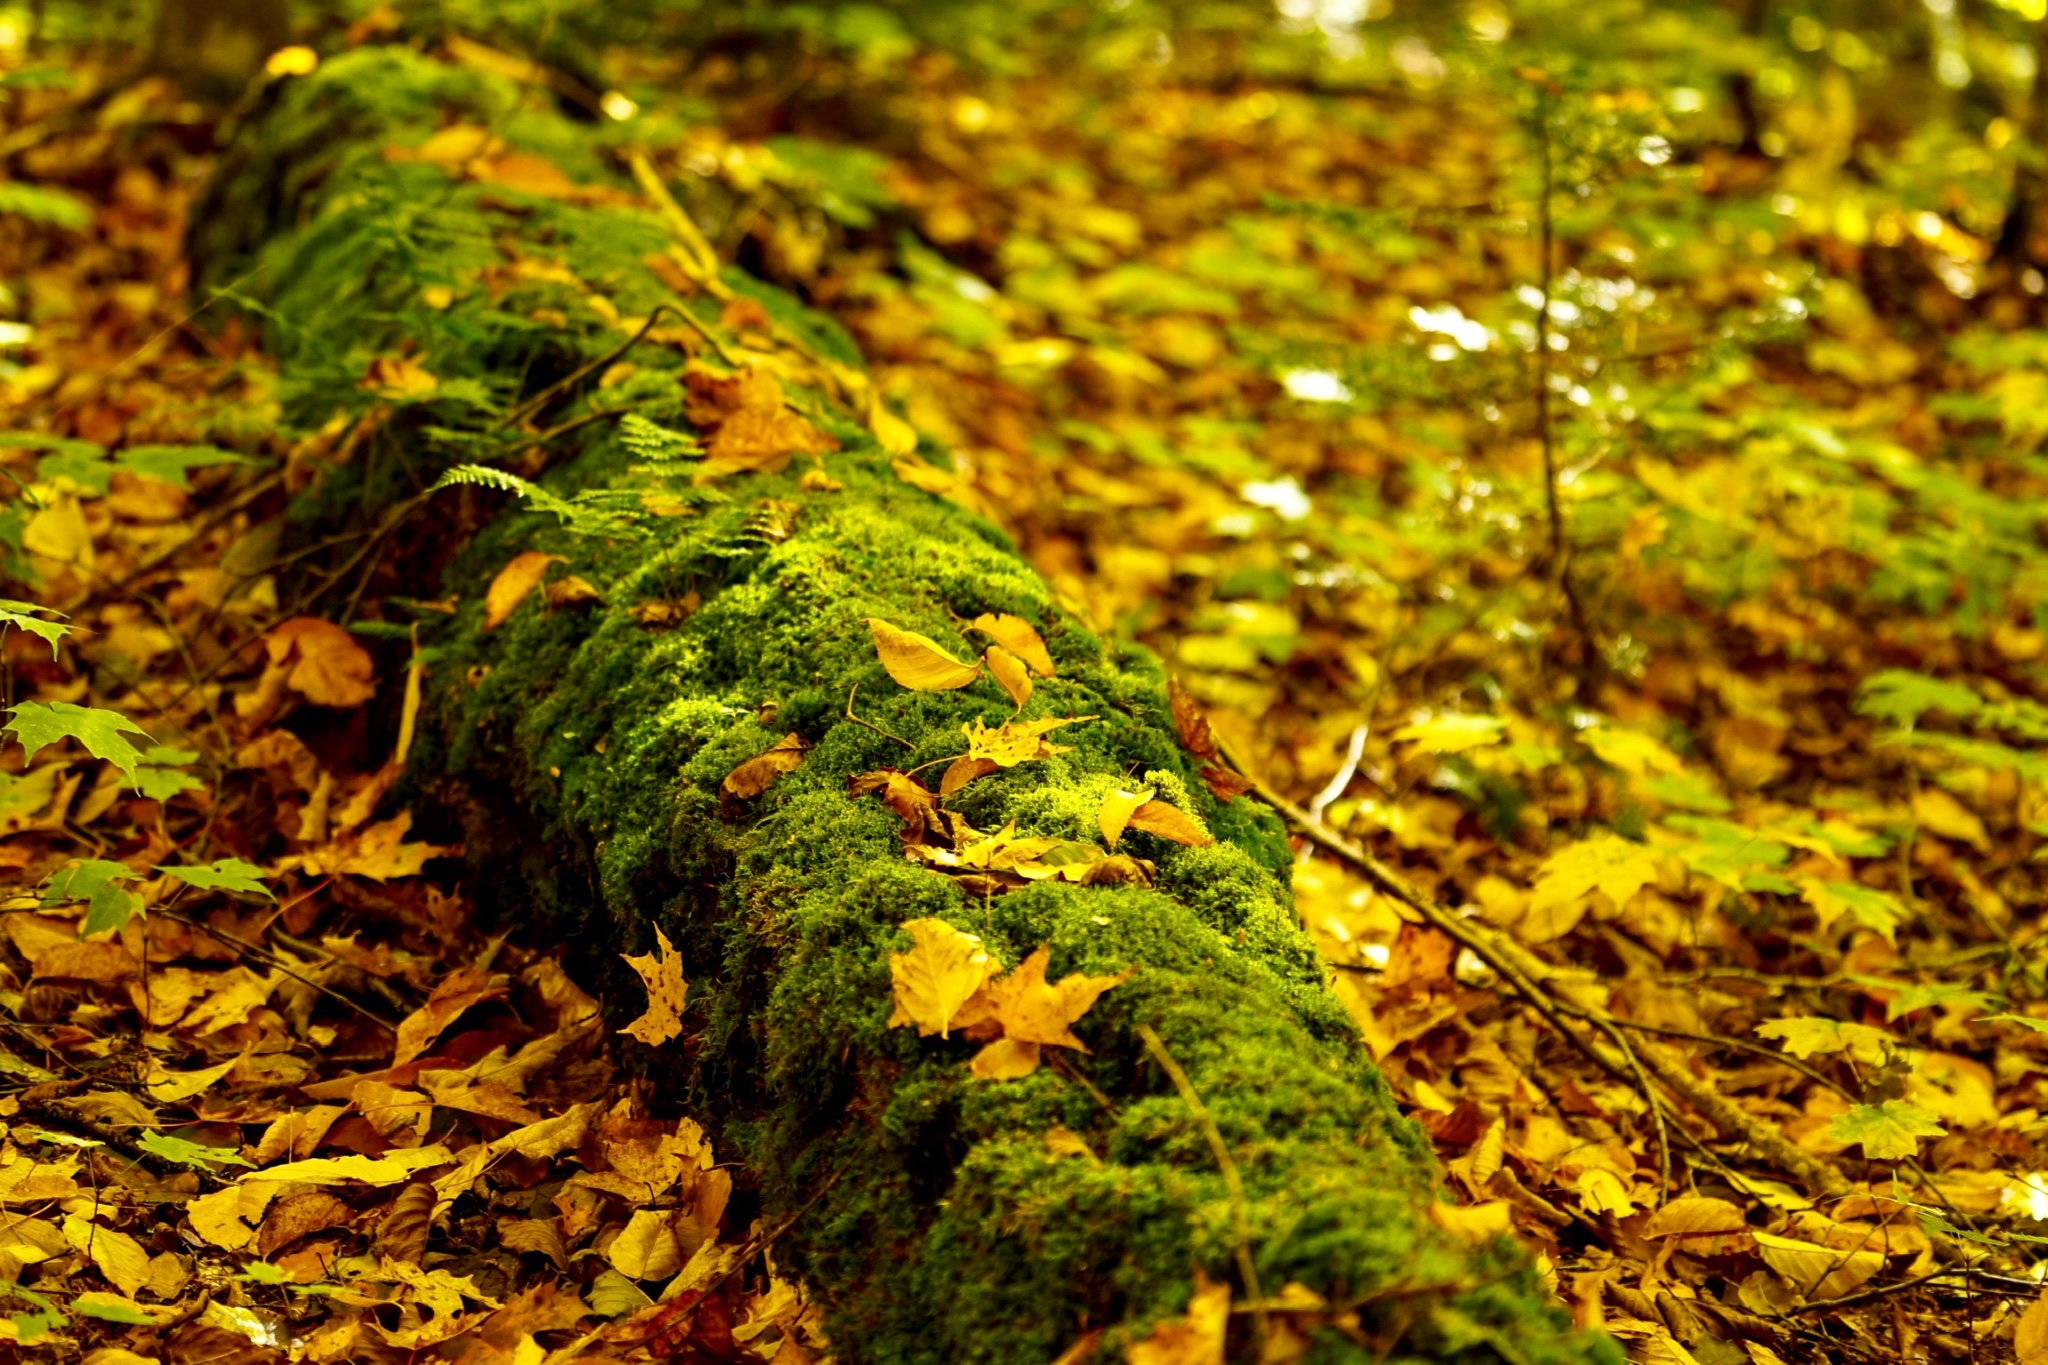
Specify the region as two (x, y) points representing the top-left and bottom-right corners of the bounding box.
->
(204, 45), (1616, 1365)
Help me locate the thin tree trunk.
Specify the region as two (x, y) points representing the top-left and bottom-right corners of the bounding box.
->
(198, 43), (1613, 1365)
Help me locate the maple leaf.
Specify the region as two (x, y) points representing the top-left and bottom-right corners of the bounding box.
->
(1127, 1276), (1229, 1365)
(1796, 877), (1908, 941)
(484, 551), (566, 630)
(886, 918), (996, 1037)
(1583, 726), (1684, 777)
(962, 714), (1092, 766)
(42, 858), (142, 936)
(1755, 1017), (1897, 1066)
(395, 967), (508, 1065)
(255, 617), (377, 708)
(620, 927), (688, 1046)
(1829, 1100), (1945, 1160)
(984, 945), (1132, 1051)
(849, 768), (944, 837)
(294, 811), (460, 881)
(4, 701), (148, 783)
(867, 617), (981, 690)
(1530, 835), (1659, 917)
(157, 858), (272, 899)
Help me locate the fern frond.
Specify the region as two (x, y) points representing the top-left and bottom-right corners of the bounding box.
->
(618, 413), (702, 462)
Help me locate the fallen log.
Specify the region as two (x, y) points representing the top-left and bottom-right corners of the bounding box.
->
(200, 43), (1614, 1365)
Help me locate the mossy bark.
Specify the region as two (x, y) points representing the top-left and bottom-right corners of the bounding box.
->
(209, 46), (1618, 1365)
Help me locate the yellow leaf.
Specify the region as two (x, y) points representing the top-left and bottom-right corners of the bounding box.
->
(867, 394), (919, 457)
(2016, 1293), (2048, 1365)
(362, 354), (440, 397)
(1126, 798), (1213, 848)
(985, 645), (1032, 710)
(1528, 835), (1659, 933)
(719, 732), (809, 804)
(886, 918), (996, 1038)
(1912, 787), (1991, 852)
(984, 945), (1132, 1052)
(1426, 1199), (1514, 1241)
(1127, 1275), (1229, 1365)
(264, 44), (319, 77)
(1643, 1197), (1747, 1239)
(1392, 713), (1506, 755)
(607, 1209), (682, 1281)
(969, 613), (1056, 677)
(619, 927), (688, 1047)
(143, 1055), (239, 1103)
(484, 552), (565, 630)
(1574, 1169), (1634, 1216)
(264, 617), (377, 707)
(23, 496), (93, 573)
(1753, 1228), (1883, 1300)
(962, 714), (1092, 767)
(393, 967), (505, 1066)
(867, 618), (980, 690)
(238, 1144), (456, 1188)
(63, 1215), (151, 1298)
(1098, 787), (1155, 849)
(1584, 727), (1685, 777)
(969, 1037), (1042, 1079)
(186, 1183), (276, 1251)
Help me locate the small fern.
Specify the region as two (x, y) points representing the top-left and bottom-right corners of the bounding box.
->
(431, 463), (635, 536)
(618, 413), (702, 462)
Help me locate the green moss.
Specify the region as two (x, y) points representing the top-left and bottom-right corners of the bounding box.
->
(225, 49), (1620, 1365)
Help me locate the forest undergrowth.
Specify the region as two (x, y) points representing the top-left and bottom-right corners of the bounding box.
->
(0, 10), (2046, 1365)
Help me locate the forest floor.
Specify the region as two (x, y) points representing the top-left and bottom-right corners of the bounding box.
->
(0, 26), (2046, 1365)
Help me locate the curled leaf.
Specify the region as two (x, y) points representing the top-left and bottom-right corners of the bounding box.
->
(720, 732), (809, 808)
(867, 618), (980, 691)
(484, 552), (565, 630)
(1098, 788), (1155, 850)
(1126, 798), (1213, 848)
(940, 755), (1000, 797)
(971, 613), (1055, 677)
(985, 644), (1032, 710)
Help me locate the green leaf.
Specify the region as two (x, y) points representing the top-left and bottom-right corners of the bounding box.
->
(1853, 669), (1982, 727)
(1641, 771), (1731, 813)
(114, 445), (246, 488)
(1798, 879), (1910, 942)
(1848, 975), (1993, 1022)
(1754, 1017), (1897, 1065)
(43, 859), (144, 938)
(134, 767), (205, 802)
(35, 446), (113, 494)
(1976, 1013), (2048, 1034)
(1828, 1100), (1945, 1160)
(71, 1292), (154, 1325)
(158, 858), (273, 899)
(137, 1128), (253, 1170)
(617, 413), (701, 461)
(0, 605), (67, 655)
(0, 182), (91, 230)
(4, 701), (149, 781)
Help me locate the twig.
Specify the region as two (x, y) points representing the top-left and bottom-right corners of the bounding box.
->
(845, 684), (915, 751)
(498, 305), (683, 432)
(1137, 1023), (1268, 1352)
(1216, 733), (1852, 1202)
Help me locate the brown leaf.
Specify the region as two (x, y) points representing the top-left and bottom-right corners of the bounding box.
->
(867, 618), (980, 691)
(257, 1190), (355, 1257)
(1126, 799), (1213, 847)
(1197, 764), (1254, 802)
(261, 617), (376, 707)
(1098, 788), (1155, 850)
(1167, 677), (1218, 761)
(393, 967), (507, 1066)
(32, 939), (139, 982)
(971, 613), (1056, 677)
(376, 1181), (435, 1264)
(1643, 1196), (1747, 1240)
(544, 575), (603, 610)
(940, 755), (1000, 797)
(295, 810), (460, 880)
(962, 714), (1092, 767)
(620, 927), (688, 1047)
(985, 644), (1032, 709)
(849, 769), (943, 836)
(498, 1216), (569, 1269)
(484, 552), (565, 630)
(169, 1321), (285, 1365)
(720, 732), (809, 807)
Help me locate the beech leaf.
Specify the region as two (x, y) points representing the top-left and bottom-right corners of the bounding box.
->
(985, 644), (1032, 709)
(886, 917), (996, 1038)
(719, 732), (809, 806)
(867, 618), (981, 690)
(1098, 787), (1155, 849)
(484, 551), (566, 629)
(1125, 798), (1212, 848)
(970, 612), (1055, 677)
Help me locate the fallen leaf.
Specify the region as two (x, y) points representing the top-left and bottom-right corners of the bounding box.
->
(867, 618), (981, 691)
(187, 1184), (276, 1252)
(850, 769), (945, 836)
(1099, 788), (1155, 849)
(295, 811), (459, 880)
(485, 552), (566, 630)
(985, 946), (1132, 1051)
(363, 355), (439, 398)
(1911, 787), (1991, 852)
(985, 644), (1032, 709)
(1127, 1275), (1228, 1365)
(970, 613), (1056, 677)
(720, 733), (809, 806)
(608, 1209), (682, 1281)
(238, 1145), (457, 1189)
(376, 1183), (435, 1264)
(143, 1055), (239, 1104)
(1829, 1100), (1945, 1160)
(1753, 1228), (1884, 1300)
(269, 617), (376, 706)
(940, 756), (999, 796)
(969, 1036), (1041, 1079)
(1167, 677), (1220, 761)
(620, 927), (687, 1046)
(1125, 798), (1213, 848)
(962, 714), (1092, 767)
(1643, 1197), (1747, 1239)
(2018, 1293), (2048, 1365)
(394, 967), (507, 1066)
(886, 918), (997, 1038)
(64, 1215), (151, 1298)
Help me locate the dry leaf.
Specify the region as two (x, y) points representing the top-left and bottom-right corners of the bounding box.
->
(970, 1037), (1041, 1080)
(377, 1182), (435, 1264)
(485, 552), (566, 630)
(609, 1209), (682, 1281)
(144, 1055), (239, 1104)
(867, 618), (980, 691)
(1752, 1229), (1884, 1300)
(1127, 1275), (1229, 1365)
(257, 1191), (355, 1257)
(1098, 788), (1156, 849)
(1126, 799), (1212, 848)
(393, 968), (508, 1065)
(2017, 1293), (2048, 1365)
(1643, 1197), (1747, 1239)
(64, 1215), (151, 1298)
(970, 613), (1056, 677)
(720, 733), (809, 807)
(985, 946), (1132, 1052)
(849, 769), (944, 837)
(962, 714), (1092, 767)
(985, 645), (1032, 709)
(1167, 677), (1219, 760)
(294, 811), (460, 880)
(238, 1144), (457, 1189)
(886, 918), (997, 1038)
(363, 354), (439, 397)
(263, 617), (377, 707)
(620, 927), (687, 1046)
(187, 1184), (276, 1252)
(940, 756), (1000, 797)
